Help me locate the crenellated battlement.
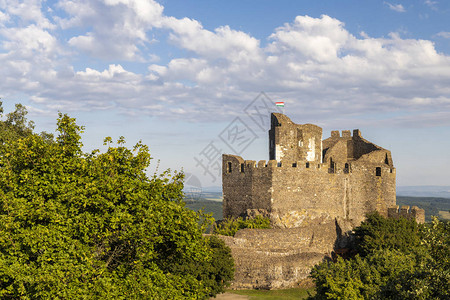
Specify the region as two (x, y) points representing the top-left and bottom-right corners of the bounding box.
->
(223, 113), (423, 229)
(388, 205), (425, 224)
(224, 154), (395, 176)
(330, 129), (361, 138)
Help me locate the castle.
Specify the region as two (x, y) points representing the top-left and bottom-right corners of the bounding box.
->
(219, 113), (424, 289)
(223, 113), (424, 227)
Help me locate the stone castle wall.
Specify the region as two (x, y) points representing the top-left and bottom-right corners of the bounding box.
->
(223, 153), (396, 227)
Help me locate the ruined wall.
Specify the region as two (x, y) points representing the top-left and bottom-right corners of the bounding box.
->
(388, 205), (425, 224)
(269, 114), (322, 164)
(218, 219), (354, 289)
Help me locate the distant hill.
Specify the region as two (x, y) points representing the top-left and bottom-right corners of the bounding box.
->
(184, 199), (223, 220)
(201, 186), (222, 193)
(397, 186), (450, 198)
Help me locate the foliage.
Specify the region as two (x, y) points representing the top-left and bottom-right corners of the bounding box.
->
(409, 217), (450, 300)
(310, 213), (449, 300)
(311, 250), (418, 299)
(0, 102), (53, 147)
(0, 102), (34, 148)
(213, 216), (271, 236)
(352, 212), (421, 257)
(0, 104), (234, 299)
(168, 235), (234, 297)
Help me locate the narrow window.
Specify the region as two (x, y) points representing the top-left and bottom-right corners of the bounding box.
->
(240, 163), (244, 172)
(376, 167), (381, 176)
(344, 163), (349, 174)
(227, 162), (232, 173)
(329, 158), (335, 173)
(306, 162), (310, 168)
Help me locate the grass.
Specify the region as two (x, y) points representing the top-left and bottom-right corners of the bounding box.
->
(226, 287), (315, 299)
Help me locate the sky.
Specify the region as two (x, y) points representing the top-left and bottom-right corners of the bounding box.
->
(0, 0), (449, 189)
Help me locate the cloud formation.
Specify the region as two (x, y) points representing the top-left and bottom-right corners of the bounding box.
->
(384, 2), (406, 12)
(424, 0), (438, 10)
(436, 31), (450, 39)
(0, 0), (449, 127)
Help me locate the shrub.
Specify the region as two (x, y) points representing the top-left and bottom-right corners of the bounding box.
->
(213, 216), (271, 236)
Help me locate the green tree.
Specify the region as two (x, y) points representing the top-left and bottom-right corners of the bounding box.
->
(0, 102), (53, 150)
(0, 102), (34, 146)
(310, 214), (449, 299)
(311, 249), (419, 300)
(0, 107), (233, 299)
(168, 235), (235, 297)
(352, 212), (421, 257)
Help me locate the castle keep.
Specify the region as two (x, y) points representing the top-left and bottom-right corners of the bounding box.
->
(223, 113), (424, 228)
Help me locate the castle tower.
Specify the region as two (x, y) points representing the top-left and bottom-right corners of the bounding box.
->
(269, 113), (322, 164)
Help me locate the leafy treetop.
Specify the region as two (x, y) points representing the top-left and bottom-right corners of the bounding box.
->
(0, 103), (234, 299)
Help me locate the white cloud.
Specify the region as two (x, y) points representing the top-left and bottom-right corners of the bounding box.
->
(267, 15), (351, 62)
(57, 0), (164, 60)
(163, 16), (262, 62)
(384, 2), (406, 12)
(0, 10), (9, 22)
(0, 0), (55, 29)
(1, 24), (58, 56)
(0, 1), (449, 127)
(436, 31), (450, 39)
(424, 0), (438, 10)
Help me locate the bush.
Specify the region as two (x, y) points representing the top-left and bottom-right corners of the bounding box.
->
(213, 216), (271, 236)
(352, 212), (421, 257)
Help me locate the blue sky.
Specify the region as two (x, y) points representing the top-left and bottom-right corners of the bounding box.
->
(1, 0), (449, 188)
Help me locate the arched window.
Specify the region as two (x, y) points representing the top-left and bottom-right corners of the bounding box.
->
(344, 163), (349, 174)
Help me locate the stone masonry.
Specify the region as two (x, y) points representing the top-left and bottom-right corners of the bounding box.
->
(220, 113), (425, 289)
